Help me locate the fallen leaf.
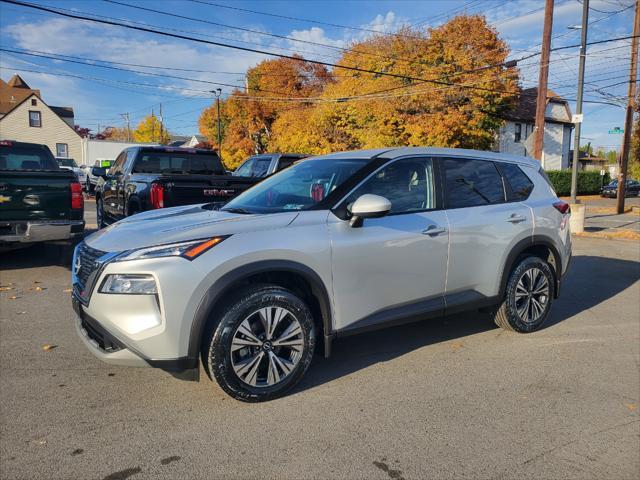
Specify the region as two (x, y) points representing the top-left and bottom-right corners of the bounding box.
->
(63, 288), (72, 293)
(17, 311), (27, 315)
(624, 403), (637, 412)
(450, 341), (465, 351)
(9, 295), (21, 300)
(30, 286), (46, 291)
(42, 344), (58, 352)
(32, 281), (42, 284)
(31, 438), (47, 446)
(0, 286), (13, 292)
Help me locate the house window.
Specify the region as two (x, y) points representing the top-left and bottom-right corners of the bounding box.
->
(514, 123), (522, 143)
(56, 143), (69, 158)
(29, 111), (41, 128)
(31, 99), (37, 106)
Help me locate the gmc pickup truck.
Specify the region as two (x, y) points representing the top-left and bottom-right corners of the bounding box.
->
(0, 140), (84, 250)
(94, 146), (258, 228)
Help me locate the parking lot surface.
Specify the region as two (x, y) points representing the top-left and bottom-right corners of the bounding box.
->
(1, 234), (639, 480)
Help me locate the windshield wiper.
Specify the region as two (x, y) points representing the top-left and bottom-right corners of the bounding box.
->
(221, 207), (253, 214)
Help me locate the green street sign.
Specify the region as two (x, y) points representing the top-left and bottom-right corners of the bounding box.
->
(609, 128), (624, 134)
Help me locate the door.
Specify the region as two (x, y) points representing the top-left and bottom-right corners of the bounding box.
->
(440, 157), (533, 304)
(328, 157), (449, 332)
(102, 151), (126, 220)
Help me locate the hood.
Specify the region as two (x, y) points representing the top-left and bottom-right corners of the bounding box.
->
(85, 204), (299, 252)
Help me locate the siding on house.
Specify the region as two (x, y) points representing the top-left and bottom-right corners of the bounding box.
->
(0, 94), (82, 160)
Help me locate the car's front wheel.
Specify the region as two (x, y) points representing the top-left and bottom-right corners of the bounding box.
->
(96, 197), (106, 229)
(205, 285), (316, 402)
(493, 256), (554, 333)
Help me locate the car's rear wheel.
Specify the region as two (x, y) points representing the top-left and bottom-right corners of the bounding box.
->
(493, 256), (554, 333)
(205, 285), (316, 402)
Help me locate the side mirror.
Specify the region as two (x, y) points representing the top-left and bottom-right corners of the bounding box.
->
(349, 194), (391, 228)
(91, 166), (107, 178)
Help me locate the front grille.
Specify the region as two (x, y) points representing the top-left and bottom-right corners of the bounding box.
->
(76, 243), (106, 287)
(81, 316), (124, 353)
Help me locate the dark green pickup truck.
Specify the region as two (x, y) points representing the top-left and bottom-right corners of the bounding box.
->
(0, 140), (84, 250)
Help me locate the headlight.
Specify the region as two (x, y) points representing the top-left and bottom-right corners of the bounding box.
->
(115, 236), (229, 262)
(100, 274), (157, 294)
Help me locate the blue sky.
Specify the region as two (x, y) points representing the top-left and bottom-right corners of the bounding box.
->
(0, 0), (635, 151)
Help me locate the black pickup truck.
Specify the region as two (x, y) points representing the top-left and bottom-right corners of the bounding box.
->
(0, 140), (84, 250)
(94, 146), (258, 228)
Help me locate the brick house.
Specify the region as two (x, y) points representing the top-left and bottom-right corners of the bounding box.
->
(0, 74), (82, 160)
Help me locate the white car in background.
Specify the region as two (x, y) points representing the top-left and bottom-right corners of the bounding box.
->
(56, 158), (87, 185)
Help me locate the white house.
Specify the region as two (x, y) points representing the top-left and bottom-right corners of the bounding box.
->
(0, 75), (82, 160)
(168, 134), (208, 148)
(496, 87), (573, 170)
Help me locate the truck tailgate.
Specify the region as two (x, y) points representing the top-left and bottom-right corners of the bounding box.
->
(0, 170), (76, 221)
(159, 174), (259, 206)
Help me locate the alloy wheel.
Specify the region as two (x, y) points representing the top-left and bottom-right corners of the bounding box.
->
(230, 306), (304, 388)
(514, 267), (549, 324)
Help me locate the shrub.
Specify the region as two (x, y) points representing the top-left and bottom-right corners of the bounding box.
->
(545, 170), (610, 196)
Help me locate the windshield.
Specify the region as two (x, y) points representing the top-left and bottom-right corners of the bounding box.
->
(222, 158), (368, 214)
(133, 151), (225, 175)
(57, 158), (77, 168)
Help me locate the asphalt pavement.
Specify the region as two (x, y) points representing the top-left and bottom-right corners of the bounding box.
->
(0, 230), (639, 479)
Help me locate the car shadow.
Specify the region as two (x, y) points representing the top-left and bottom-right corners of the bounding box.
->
(295, 254), (639, 393)
(0, 243), (74, 271)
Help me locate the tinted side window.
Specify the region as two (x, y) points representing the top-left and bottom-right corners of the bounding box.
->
(443, 158), (505, 208)
(346, 158), (435, 214)
(252, 157), (272, 177)
(276, 156), (299, 171)
(500, 163), (534, 201)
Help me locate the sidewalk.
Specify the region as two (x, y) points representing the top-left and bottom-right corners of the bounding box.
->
(560, 195), (640, 240)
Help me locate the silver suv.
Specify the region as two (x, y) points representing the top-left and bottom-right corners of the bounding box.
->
(71, 147), (571, 402)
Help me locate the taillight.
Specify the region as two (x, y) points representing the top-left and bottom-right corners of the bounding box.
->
(70, 182), (83, 210)
(553, 201), (570, 214)
(150, 183), (164, 209)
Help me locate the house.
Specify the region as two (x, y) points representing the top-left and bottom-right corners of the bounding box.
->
(0, 74), (82, 160)
(168, 134), (208, 148)
(569, 150), (610, 172)
(496, 87), (573, 170)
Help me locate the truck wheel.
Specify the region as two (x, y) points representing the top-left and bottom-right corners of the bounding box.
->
(493, 256), (554, 333)
(205, 284), (316, 402)
(96, 198), (106, 229)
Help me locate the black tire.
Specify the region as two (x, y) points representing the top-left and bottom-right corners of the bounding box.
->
(493, 256), (554, 333)
(96, 197), (106, 229)
(205, 284), (316, 402)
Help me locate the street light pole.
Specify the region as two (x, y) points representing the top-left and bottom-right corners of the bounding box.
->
(570, 0), (589, 204)
(211, 88), (222, 160)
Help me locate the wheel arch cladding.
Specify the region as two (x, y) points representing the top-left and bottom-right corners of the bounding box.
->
(188, 260), (333, 361)
(500, 236), (561, 299)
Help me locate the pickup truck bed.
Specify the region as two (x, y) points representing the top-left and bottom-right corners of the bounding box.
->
(0, 141), (84, 246)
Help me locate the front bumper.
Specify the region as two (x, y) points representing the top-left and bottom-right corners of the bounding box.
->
(72, 295), (198, 379)
(0, 220), (84, 243)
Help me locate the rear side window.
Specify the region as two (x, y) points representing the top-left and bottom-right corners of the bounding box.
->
(252, 157), (272, 177)
(277, 155), (304, 171)
(442, 158), (505, 208)
(500, 163), (534, 201)
(0, 145), (58, 170)
(133, 152), (225, 175)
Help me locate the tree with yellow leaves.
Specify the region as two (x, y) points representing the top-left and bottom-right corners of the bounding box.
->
(133, 113), (170, 144)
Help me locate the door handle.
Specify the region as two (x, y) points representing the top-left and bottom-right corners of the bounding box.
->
(422, 225), (447, 236)
(507, 214), (527, 223)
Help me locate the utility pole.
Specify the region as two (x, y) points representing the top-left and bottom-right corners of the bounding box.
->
(211, 88), (223, 159)
(570, 0), (589, 204)
(533, 0), (554, 163)
(616, 0), (639, 213)
(120, 113), (130, 142)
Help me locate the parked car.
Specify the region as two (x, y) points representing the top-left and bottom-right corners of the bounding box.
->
(85, 159), (113, 193)
(600, 179), (640, 197)
(233, 153), (308, 178)
(71, 147), (571, 402)
(0, 140), (84, 250)
(56, 157), (87, 185)
(93, 146), (258, 228)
